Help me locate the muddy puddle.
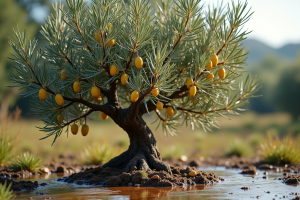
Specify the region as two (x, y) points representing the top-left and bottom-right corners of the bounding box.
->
(14, 167), (299, 200)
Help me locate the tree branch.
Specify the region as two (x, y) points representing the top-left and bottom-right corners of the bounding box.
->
(74, 20), (110, 74)
(61, 109), (94, 128)
(176, 106), (227, 115)
(216, 27), (234, 56)
(128, 73), (158, 120)
(163, 12), (190, 65)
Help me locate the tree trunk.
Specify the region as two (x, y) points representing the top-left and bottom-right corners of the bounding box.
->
(102, 110), (171, 174)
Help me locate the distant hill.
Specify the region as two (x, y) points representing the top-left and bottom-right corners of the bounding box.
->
(243, 39), (300, 64)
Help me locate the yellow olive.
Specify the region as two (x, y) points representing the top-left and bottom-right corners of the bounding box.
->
(218, 67), (226, 79)
(73, 81), (81, 93)
(57, 114), (62, 123)
(135, 57), (143, 69)
(152, 88), (159, 96)
(95, 33), (100, 43)
(156, 101), (164, 111)
(121, 74), (129, 85)
(55, 94), (64, 106)
(61, 69), (68, 80)
(91, 86), (101, 98)
(71, 124), (78, 135)
(189, 86), (197, 97)
(107, 23), (111, 29)
(101, 112), (108, 120)
(39, 89), (47, 101)
(166, 107), (174, 117)
(107, 39), (115, 47)
(81, 124), (89, 136)
(207, 73), (214, 80)
(206, 60), (212, 71)
(186, 78), (193, 89)
(131, 91), (139, 102)
(189, 170), (197, 177)
(211, 54), (218, 67)
(110, 65), (119, 76)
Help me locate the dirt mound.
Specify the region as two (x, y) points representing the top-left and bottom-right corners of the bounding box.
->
(0, 177), (47, 191)
(283, 174), (300, 185)
(58, 166), (221, 187)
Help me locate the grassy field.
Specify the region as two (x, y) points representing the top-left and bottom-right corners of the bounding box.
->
(9, 111), (299, 163)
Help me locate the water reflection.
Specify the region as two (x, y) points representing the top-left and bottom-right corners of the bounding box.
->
(107, 185), (207, 199)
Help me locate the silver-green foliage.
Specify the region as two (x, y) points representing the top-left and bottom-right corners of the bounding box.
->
(8, 0), (261, 144)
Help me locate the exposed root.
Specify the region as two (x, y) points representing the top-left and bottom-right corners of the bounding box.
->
(102, 150), (129, 169)
(125, 152), (150, 172)
(146, 153), (172, 174)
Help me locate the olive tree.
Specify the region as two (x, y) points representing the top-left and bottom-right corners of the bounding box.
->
(9, 0), (261, 173)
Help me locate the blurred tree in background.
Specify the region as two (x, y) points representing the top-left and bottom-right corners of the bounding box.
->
(249, 54), (300, 121)
(271, 56), (300, 121)
(0, 0), (51, 116)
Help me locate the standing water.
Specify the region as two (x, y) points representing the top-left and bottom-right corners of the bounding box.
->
(14, 167), (298, 200)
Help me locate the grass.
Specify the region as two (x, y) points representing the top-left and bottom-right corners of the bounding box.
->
(80, 142), (122, 165)
(5, 111), (294, 161)
(224, 140), (253, 157)
(0, 134), (15, 166)
(0, 182), (15, 200)
(260, 132), (300, 164)
(10, 152), (43, 172)
(0, 108), (22, 165)
(140, 170), (147, 178)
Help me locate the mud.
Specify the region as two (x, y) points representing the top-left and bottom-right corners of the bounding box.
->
(59, 165), (221, 187)
(0, 177), (47, 191)
(282, 174), (300, 185)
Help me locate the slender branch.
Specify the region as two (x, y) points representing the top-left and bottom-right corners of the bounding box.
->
(57, 102), (75, 110)
(61, 109), (94, 128)
(99, 30), (106, 58)
(31, 81), (112, 115)
(216, 27), (234, 56)
(140, 85), (189, 115)
(176, 106), (227, 115)
(163, 12), (190, 65)
(129, 73), (158, 120)
(125, 42), (137, 72)
(155, 110), (166, 122)
(74, 20), (110, 74)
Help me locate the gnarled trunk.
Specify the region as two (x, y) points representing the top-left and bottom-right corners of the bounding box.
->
(102, 109), (171, 174)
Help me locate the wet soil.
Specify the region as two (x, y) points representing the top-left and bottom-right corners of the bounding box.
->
(13, 167), (300, 200)
(0, 177), (47, 191)
(59, 165), (221, 187)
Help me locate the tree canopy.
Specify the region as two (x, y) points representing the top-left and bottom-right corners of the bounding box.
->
(9, 0), (261, 145)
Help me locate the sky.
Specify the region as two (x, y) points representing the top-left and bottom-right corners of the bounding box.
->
(207, 0), (300, 48)
(31, 0), (300, 49)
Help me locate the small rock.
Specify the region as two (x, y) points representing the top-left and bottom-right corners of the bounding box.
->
(180, 155), (188, 162)
(39, 167), (50, 174)
(56, 166), (67, 173)
(241, 187), (250, 190)
(263, 176), (268, 179)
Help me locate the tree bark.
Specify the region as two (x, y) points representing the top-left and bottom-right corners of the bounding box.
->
(102, 108), (171, 174)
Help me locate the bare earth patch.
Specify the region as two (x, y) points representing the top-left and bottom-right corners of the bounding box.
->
(58, 166), (222, 187)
